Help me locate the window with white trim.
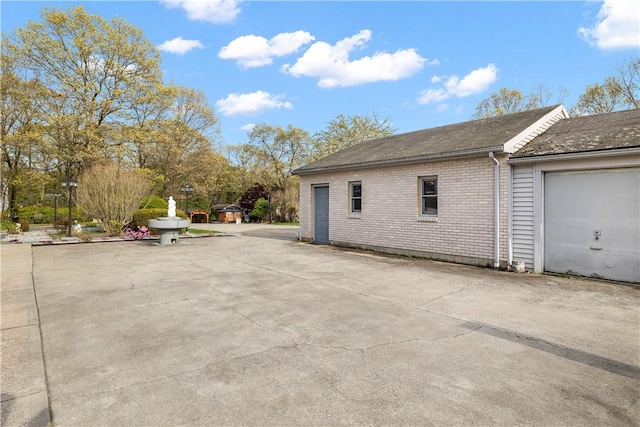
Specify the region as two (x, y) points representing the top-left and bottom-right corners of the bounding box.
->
(420, 176), (438, 216)
(350, 181), (362, 214)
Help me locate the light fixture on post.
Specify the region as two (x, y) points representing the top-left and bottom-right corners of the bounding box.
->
(180, 184), (194, 215)
(61, 178), (78, 237)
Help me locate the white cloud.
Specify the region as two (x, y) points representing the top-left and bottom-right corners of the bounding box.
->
(218, 31), (315, 68)
(215, 90), (292, 116)
(445, 64), (498, 97)
(240, 123), (256, 132)
(418, 88), (449, 104)
(418, 64), (498, 104)
(161, 0), (241, 24)
(157, 36), (204, 55)
(282, 29), (431, 88)
(578, 0), (640, 49)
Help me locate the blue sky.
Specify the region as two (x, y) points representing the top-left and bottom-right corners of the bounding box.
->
(2, 1), (639, 148)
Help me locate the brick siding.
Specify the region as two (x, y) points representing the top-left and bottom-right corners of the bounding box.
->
(298, 154), (510, 266)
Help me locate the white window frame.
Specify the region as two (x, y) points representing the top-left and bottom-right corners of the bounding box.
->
(419, 176), (438, 220)
(349, 181), (362, 216)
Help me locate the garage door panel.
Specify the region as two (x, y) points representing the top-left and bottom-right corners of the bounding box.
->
(544, 168), (640, 283)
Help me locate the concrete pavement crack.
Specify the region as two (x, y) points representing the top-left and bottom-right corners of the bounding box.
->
(295, 338), (422, 353)
(0, 389), (47, 403)
(75, 342), (299, 399)
(228, 306), (268, 330)
(316, 278), (478, 327)
(294, 328), (480, 353)
(316, 280), (405, 305)
(73, 324), (481, 400)
(414, 284), (469, 306)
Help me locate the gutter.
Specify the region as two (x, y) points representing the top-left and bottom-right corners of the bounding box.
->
(508, 147), (640, 165)
(489, 152), (500, 270)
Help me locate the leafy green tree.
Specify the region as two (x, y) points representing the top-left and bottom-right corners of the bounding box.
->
(571, 57), (639, 116)
(1, 38), (50, 212)
(2, 4), (235, 215)
(122, 83), (177, 169)
(471, 85), (568, 119)
(311, 112), (395, 160)
(472, 88), (526, 119)
(250, 197), (274, 222)
(571, 78), (623, 115)
(9, 5), (164, 180)
(145, 86), (220, 198)
(235, 124), (311, 221)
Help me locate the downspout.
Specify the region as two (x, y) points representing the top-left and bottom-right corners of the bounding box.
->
(507, 164), (513, 268)
(489, 152), (500, 269)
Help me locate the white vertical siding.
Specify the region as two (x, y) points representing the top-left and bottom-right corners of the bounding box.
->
(512, 165), (535, 269)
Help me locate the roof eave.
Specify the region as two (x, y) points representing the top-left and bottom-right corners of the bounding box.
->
(293, 146), (505, 176)
(508, 146), (640, 164)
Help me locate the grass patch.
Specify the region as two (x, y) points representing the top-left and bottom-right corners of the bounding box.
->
(186, 228), (215, 235)
(273, 222), (299, 226)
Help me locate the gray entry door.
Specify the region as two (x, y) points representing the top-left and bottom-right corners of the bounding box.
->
(544, 168), (640, 282)
(314, 186), (329, 244)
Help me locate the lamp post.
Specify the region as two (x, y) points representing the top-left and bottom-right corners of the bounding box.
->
(48, 193), (61, 225)
(180, 184), (194, 215)
(61, 178), (77, 237)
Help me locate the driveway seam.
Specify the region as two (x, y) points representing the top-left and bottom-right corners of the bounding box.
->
(30, 246), (53, 425)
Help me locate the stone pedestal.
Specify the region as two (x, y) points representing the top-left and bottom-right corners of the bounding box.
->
(148, 217), (191, 245)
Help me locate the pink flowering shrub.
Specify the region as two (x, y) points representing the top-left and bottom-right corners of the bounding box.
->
(124, 225), (150, 240)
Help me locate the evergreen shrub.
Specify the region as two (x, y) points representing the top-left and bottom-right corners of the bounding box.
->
(132, 208), (187, 233)
(139, 195), (168, 209)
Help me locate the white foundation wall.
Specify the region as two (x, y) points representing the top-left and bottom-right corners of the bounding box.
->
(298, 155), (510, 267)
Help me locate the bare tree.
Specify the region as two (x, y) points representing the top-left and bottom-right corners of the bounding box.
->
(76, 162), (152, 235)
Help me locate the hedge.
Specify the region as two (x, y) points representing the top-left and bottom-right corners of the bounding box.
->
(131, 208), (187, 232)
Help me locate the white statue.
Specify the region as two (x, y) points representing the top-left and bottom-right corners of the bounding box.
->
(168, 196), (176, 217)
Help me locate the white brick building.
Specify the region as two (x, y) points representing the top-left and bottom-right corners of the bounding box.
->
(294, 105), (568, 269)
(294, 106), (640, 283)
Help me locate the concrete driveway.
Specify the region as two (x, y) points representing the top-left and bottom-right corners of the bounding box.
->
(192, 222), (300, 241)
(2, 228), (639, 426)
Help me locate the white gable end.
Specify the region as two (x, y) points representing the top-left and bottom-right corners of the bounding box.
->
(502, 105), (569, 154)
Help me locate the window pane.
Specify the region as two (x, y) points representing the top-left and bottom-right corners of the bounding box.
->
(422, 196), (437, 215)
(352, 184), (361, 198)
(352, 198), (361, 212)
(423, 180), (436, 195)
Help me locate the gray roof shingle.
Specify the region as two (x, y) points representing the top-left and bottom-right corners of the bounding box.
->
(294, 105), (560, 175)
(513, 108), (640, 158)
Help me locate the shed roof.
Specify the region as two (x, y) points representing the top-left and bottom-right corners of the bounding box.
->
(513, 108), (640, 158)
(293, 105), (565, 175)
(212, 203), (242, 212)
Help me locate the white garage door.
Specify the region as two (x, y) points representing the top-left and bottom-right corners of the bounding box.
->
(544, 168), (640, 283)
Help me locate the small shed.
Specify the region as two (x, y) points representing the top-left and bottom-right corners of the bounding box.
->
(214, 204), (243, 223)
(189, 208), (210, 224)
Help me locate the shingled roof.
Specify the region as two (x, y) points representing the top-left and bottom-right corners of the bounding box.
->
(294, 105), (565, 175)
(512, 108), (640, 158)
